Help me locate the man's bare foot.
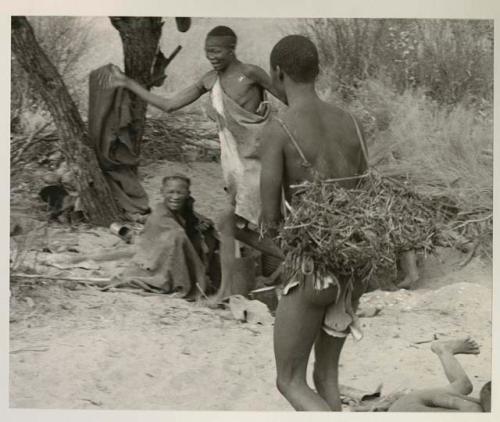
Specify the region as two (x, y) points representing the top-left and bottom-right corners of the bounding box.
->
(398, 250), (419, 289)
(397, 274), (419, 289)
(431, 337), (480, 356)
(206, 293), (231, 309)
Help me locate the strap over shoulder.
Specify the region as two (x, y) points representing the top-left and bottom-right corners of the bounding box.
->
(274, 116), (312, 168)
(349, 113), (369, 167)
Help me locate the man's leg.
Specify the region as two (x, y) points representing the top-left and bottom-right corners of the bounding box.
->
(313, 278), (365, 410)
(235, 226), (284, 260)
(430, 337), (480, 395)
(274, 282), (339, 411)
(313, 330), (347, 410)
(214, 205), (237, 301)
(398, 250), (419, 289)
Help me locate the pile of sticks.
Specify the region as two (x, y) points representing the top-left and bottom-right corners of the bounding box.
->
(141, 115), (219, 162)
(10, 114), (220, 170)
(277, 169), (487, 286)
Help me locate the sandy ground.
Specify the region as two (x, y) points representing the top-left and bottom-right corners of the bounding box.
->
(9, 160), (492, 410)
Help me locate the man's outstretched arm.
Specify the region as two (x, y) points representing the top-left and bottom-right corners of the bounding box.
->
(101, 64), (207, 112)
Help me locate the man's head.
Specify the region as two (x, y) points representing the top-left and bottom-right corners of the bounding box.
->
(479, 381), (491, 412)
(205, 26), (237, 71)
(269, 35), (319, 98)
(161, 174), (191, 212)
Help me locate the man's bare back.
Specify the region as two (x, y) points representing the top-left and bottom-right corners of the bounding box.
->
(282, 102), (364, 185)
(258, 34), (370, 411)
(260, 98), (367, 225)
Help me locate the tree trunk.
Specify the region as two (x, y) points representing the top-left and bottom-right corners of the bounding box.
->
(110, 17), (165, 154)
(11, 16), (123, 226)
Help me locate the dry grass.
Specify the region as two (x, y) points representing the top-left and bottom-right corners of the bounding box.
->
(305, 18), (493, 106)
(321, 79), (493, 257)
(10, 18), (493, 260)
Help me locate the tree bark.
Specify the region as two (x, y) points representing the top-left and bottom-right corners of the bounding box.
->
(11, 16), (123, 226)
(110, 17), (166, 153)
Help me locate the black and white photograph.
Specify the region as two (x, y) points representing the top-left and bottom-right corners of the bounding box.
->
(4, 0), (496, 417)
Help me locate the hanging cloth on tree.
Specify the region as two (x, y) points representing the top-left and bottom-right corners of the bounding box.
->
(88, 64), (150, 217)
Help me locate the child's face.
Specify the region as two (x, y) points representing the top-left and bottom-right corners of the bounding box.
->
(205, 36), (234, 71)
(162, 179), (190, 211)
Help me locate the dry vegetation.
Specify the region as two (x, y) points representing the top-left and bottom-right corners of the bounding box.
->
(278, 170), (446, 290)
(301, 18), (493, 257)
(10, 17), (493, 256)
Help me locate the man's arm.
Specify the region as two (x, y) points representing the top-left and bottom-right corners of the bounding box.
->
(245, 65), (288, 105)
(259, 121), (285, 235)
(123, 78), (206, 113)
(103, 64), (208, 112)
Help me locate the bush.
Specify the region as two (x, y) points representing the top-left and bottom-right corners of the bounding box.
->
(304, 18), (493, 106)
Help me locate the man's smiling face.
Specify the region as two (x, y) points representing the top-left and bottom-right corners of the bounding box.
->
(205, 36), (235, 71)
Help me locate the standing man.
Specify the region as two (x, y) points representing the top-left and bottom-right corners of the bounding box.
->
(259, 35), (368, 411)
(103, 25), (286, 301)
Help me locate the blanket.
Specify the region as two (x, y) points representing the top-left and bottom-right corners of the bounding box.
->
(118, 201), (218, 296)
(208, 77), (272, 225)
(88, 64), (150, 216)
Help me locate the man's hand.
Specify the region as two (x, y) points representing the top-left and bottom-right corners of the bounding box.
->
(197, 216), (214, 232)
(98, 64), (127, 90)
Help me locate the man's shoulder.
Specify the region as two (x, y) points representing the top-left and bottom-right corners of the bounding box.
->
(258, 116), (287, 152)
(322, 100), (351, 120)
(198, 70), (217, 90)
(240, 63), (266, 80)
(240, 63), (260, 74)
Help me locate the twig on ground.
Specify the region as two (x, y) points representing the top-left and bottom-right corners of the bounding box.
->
(105, 288), (165, 297)
(412, 334), (439, 345)
(10, 346), (49, 354)
(98, 278), (155, 292)
(11, 272), (111, 286)
(196, 282), (209, 300)
(80, 398), (103, 407)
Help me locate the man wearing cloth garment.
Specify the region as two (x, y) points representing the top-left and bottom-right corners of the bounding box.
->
(103, 25), (286, 302)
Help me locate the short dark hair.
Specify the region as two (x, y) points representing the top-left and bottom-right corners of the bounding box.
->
(162, 174), (191, 188)
(270, 35), (319, 83)
(207, 26), (237, 43)
(479, 381), (491, 412)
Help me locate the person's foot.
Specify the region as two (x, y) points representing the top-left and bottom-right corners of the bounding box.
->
(206, 293), (231, 309)
(431, 337), (480, 356)
(397, 274), (419, 289)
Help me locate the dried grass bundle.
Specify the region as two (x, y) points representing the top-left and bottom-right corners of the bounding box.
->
(277, 170), (450, 287)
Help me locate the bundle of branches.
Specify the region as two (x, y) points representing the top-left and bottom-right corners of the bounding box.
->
(142, 115), (219, 162)
(376, 161), (493, 258)
(11, 113), (220, 171)
(277, 170), (448, 288)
